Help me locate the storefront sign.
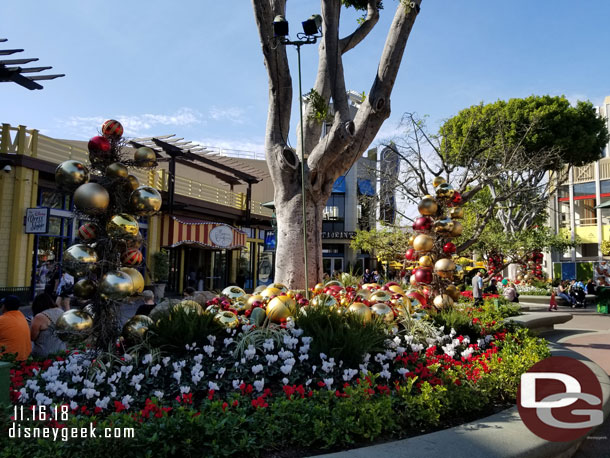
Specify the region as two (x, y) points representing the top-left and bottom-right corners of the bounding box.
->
(209, 225), (234, 248)
(322, 231), (356, 240)
(25, 208), (50, 234)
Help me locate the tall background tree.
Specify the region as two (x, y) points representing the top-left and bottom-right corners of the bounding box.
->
(377, 95), (608, 256)
(252, 0), (422, 288)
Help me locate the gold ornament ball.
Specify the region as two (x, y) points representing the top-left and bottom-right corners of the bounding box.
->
(55, 160), (89, 191)
(73, 183), (110, 215)
(436, 183), (454, 199)
(214, 311), (240, 328)
(388, 284), (405, 296)
(433, 294), (454, 309)
(434, 258), (457, 278)
(324, 280), (344, 288)
(261, 287), (282, 299)
(371, 303), (395, 323)
(408, 235), (416, 246)
(418, 255), (434, 269)
(269, 283), (289, 293)
(445, 284), (461, 301)
(313, 283), (325, 293)
(348, 302), (372, 323)
(56, 310), (93, 343)
(63, 244), (98, 277)
(120, 267), (145, 294)
(449, 207), (464, 219)
(125, 232), (144, 250)
(134, 147), (157, 167)
(413, 234), (434, 252)
(355, 289), (371, 300)
(434, 218), (455, 234)
(311, 293), (338, 307)
(370, 290), (392, 303)
(106, 162), (129, 179)
(99, 270), (134, 300)
(432, 176), (447, 188)
(123, 315), (154, 342)
(107, 214), (140, 239)
(233, 297), (252, 313)
(361, 283), (380, 291)
(394, 296), (413, 316)
(266, 296), (294, 322)
(222, 286), (247, 300)
(247, 294), (265, 307)
(73, 279), (96, 299)
(448, 221), (463, 238)
(175, 300), (204, 315)
(418, 197), (438, 216)
(130, 186), (162, 216)
(409, 275), (417, 286)
(127, 174), (140, 191)
(253, 285), (266, 294)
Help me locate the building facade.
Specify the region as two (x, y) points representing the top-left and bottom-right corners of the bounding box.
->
(548, 96), (610, 282)
(0, 123), (274, 300)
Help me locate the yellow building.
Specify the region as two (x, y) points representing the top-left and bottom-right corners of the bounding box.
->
(0, 123), (274, 301)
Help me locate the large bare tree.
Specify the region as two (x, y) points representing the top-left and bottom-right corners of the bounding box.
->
(251, 0), (422, 288)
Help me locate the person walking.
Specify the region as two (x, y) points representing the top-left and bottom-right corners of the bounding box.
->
(548, 289), (558, 312)
(472, 270), (484, 306)
(30, 293), (66, 357)
(55, 271), (74, 311)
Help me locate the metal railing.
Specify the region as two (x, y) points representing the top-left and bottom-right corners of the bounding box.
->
(1, 124), (273, 217)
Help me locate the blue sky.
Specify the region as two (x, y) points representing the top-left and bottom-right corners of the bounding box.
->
(2, 1), (609, 157)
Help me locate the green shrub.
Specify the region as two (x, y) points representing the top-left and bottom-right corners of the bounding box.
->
(431, 308), (479, 340)
(295, 306), (389, 367)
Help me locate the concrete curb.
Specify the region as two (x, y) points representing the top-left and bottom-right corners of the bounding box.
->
(316, 345), (610, 458)
(508, 311), (573, 334)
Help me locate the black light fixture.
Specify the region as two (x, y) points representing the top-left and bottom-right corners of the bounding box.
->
(273, 15), (289, 37)
(301, 14), (322, 37)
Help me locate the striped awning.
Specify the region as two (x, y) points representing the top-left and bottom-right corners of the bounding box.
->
(161, 215), (246, 250)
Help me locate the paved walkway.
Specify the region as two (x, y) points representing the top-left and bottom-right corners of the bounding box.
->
(522, 304), (610, 457)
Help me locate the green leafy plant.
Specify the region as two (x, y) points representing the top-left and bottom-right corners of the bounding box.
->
(150, 250), (169, 283)
(431, 308), (479, 340)
(304, 89), (331, 124)
(148, 307), (224, 352)
(294, 306), (389, 367)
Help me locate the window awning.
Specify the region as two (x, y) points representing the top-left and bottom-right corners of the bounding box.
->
(357, 179), (375, 196)
(161, 215), (247, 250)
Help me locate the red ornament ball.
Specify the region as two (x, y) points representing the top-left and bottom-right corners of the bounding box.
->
(88, 136), (111, 155)
(451, 192), (463, 205)
(443, 242), (457, 254)
(77, 222), (98, 241)
(405, 248), (415, 260)
(413, 216), (433, 233)
(414, 268), (433, 285)
(101, 120), (124, 139)
(121, 249), (143, 266)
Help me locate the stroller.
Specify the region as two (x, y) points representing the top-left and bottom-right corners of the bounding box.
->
(570, 286), (586, 308)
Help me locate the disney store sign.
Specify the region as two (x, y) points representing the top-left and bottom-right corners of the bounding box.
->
(25, 208), (50, 234)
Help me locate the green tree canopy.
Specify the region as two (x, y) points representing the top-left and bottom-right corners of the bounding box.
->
(440, 95), (609, 170)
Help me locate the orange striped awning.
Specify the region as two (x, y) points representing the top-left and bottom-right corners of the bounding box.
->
(161, 215), (246, 250)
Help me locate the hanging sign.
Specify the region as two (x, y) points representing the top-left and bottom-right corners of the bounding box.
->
(25, 207), (50, 234)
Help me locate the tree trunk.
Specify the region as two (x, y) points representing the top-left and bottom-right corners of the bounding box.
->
(274, 184), (326, 289)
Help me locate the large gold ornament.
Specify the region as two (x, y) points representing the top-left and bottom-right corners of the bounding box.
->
(413, 234), (434, 252)
(233, 297), (252, 313)
(134, 147), (157, 167)
(127, 174), (140, 191)
(99, 270), (134, 300)
(445, 284), (461, 301)
(418, 197), (438, 216)
(73, 183), (110, 215)
(324, 280), (344, 288)
(434, 218), (455, 234)
(55, 160), (89, 191)
(434, 258), (457, 278)
(355, 289), (371, 301)
(433, 294), (454, 309)
(432, 176), (447, 188)
(63, 244), (98, 276)
(73, 279), (96, 299)
(393, 296), (413, 317)
(408, 235), (416, 246)
(269, 283), (289, 293)
(130, 186), (162, 216)
(125, 232), (144, 249)
(214, 311), (239, 328)
(119, 267), (144, 294)
(370, 290), (392, 303)
(107, 214), (139, 239)
(260, 287), (282, 299)
(449, 207), (464, 219)
(388, 285), (405, 296)
(106, 162), (129, 179)
(122, 315), (153, 342)
(348, 302), (372, 323)
(175, 300), (204, 315)
(418, 255), (434, 269)
(436, 183), (454, 199)
(371, 303), (394, 323)
(448, 221), (463, 238)
(247, 295), (265, 307)
(222, 286), (247, 300)
(56, 310), (93, 343)
(253, 285), (267, 294)
(266, 296), (295, 322)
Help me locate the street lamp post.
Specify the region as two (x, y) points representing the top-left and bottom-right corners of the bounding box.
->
(273, 14), (323, 297)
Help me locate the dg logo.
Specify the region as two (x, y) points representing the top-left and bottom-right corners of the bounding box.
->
(517, 356), (604, 442)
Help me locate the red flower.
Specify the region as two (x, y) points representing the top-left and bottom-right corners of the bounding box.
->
(114, 401), (126, 413)
(208, 390), (215, 400)
(232, 400), (239, 407)
(222, 402), (228, 412)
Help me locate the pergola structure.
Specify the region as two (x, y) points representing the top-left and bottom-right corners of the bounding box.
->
(130, 135), (268, 222)
(0, 38), (64, 90)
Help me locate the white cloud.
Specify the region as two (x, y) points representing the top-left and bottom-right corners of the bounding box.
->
(193, 137), (266, 160)
(55, 107), (205, 139)
(208, 106), (247, 124)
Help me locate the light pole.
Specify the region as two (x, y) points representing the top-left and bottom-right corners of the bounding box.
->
(273, 14), (322, 296)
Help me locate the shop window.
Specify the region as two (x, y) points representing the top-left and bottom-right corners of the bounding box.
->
(579, 243), (598, 258)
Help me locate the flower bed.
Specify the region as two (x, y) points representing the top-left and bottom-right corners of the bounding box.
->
(1, 296), (548, 457)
